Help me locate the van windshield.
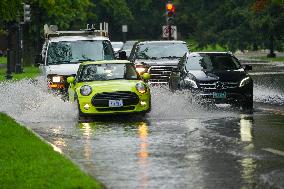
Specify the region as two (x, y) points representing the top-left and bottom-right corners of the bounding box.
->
(47, 40), (114, 65)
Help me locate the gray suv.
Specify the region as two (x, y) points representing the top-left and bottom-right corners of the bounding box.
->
(128, 41), (189, 84)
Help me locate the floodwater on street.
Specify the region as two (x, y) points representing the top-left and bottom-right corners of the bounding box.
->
(0, 61), (284, 189)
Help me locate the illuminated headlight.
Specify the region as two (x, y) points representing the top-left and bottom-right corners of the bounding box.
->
(136, 67), (147, 75)
(239, 77), (251, 87)
(52, 76), (63, 83)
(184, 78), (198, 89)
(80, 85), (92, 96)
(136, 82), (147, 94)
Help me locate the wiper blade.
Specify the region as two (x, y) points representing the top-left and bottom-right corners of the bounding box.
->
(160, 56), (181, 59)
(73, 59), (96, 62)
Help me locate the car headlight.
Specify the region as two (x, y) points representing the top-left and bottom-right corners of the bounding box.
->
(136, 82), (147, 94)
(52, 75), (64, 83)
(80, 85), (92, 96)
(184, 78), (198, 89)
(239, 77), (251, 87)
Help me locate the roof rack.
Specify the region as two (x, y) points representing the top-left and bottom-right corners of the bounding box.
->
(44, 22), (109, 39)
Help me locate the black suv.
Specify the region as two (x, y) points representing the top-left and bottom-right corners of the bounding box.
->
(128, 41), (189, 84)
(169, 52), (253, 112)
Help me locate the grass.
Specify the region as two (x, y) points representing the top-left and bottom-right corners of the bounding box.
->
(186, 39), (229, 52)
(0, 113), (104, 189)
(0, 56), (7, 64)
(0, 66), (40, 81)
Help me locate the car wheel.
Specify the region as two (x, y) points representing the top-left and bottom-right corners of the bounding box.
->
(75, 97), (88, 121)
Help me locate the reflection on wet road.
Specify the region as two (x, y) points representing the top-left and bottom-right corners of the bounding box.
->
(1, 61), (284, 188)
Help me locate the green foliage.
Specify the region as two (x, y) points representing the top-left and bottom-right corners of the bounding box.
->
(0, 113), (104, 189)
(0, 57), (7, 64)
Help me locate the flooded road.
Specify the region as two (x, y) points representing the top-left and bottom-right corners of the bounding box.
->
(1, 60), (284, 189)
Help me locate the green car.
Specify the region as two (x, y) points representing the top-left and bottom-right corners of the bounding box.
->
(67, 60), (151, 118)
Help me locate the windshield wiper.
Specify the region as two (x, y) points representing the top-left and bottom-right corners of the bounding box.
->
(160, 56), (181, 59)
(73, 59), (96, 63)
(50, 60), (71, 64)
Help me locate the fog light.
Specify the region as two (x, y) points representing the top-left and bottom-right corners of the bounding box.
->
(84, 104), (90, 110)
(140, 101), (147, 106)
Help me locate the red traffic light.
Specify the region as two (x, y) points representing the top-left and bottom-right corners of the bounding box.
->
(166, 3), (175, 12)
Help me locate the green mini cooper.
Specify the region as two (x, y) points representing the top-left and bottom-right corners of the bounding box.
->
(67, 60), (151, 118)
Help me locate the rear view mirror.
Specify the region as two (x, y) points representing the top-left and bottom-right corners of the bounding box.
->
(118, 51), (127, 60)
(244, 65), (252, 71)
(34, 55), (43, 67)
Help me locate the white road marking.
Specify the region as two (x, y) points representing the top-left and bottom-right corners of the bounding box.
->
(262, 148), (284, 157)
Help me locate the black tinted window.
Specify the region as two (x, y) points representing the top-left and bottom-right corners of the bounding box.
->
(186, 54), (241, 71)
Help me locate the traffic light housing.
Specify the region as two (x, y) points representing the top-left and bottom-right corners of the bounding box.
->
(23, 3), (31, 23)
(166, 2), (175, 24)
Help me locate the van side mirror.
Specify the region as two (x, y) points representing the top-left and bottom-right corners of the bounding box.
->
(244, 65), (252, 71)
(34, 55), (43, 67)
(118, 51), (127, 60)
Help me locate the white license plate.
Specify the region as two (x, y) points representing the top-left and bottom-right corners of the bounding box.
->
(109, 100), (123, 107)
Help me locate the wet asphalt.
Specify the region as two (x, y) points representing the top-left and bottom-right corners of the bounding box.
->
(22, 60), (284, 189)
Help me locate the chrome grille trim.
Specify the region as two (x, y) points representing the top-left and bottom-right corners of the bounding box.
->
(199, 81), (238, 90)
(148, 66), (173, 83)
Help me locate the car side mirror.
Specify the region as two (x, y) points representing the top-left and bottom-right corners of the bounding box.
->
(67, 76), (75, 84)
(34, 55), (43, 67)
(118, 51), (127, 60)
(244, 65), (252, 71)
(142, 73), (151, 81)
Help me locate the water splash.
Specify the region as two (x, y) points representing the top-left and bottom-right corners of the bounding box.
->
(254, 84), (284, 105)
(0, 76), (77, 123)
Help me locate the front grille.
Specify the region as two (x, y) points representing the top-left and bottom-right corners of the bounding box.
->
(92, 91), (139, 108)
(96, 106), (135, 112)
(148, 66), (173, 83)
(199, 81), (238, 90)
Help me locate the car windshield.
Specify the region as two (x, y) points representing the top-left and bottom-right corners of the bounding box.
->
(47, 40), (114, 65)
(78, 63), (139, 82)
(186, 54), (242, 71)
(136, 42), (188, 59)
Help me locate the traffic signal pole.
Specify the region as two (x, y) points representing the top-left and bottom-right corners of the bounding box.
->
(166, 1), (175, 40)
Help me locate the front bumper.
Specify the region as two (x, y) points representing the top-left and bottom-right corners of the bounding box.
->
(78, 93), (151, 115)
(190, 86), (253, 104)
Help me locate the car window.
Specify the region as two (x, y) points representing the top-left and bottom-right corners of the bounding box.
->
(186, 54), (241, 71)
(78, 63), (139, 82)
(136, 42), (189, 59)
(47, 40), (114, 65)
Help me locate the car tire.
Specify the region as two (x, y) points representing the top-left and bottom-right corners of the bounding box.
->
(75, 97), (88, 121)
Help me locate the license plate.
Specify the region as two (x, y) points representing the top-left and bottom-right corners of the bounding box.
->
(213, 92), (226, 99)
(109, 100), (123, 107)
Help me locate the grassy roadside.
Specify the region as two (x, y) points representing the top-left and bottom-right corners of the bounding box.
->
(0, 113), (104, 189)
(0, 57), (40, 81)
(0, 56), (6, 64)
